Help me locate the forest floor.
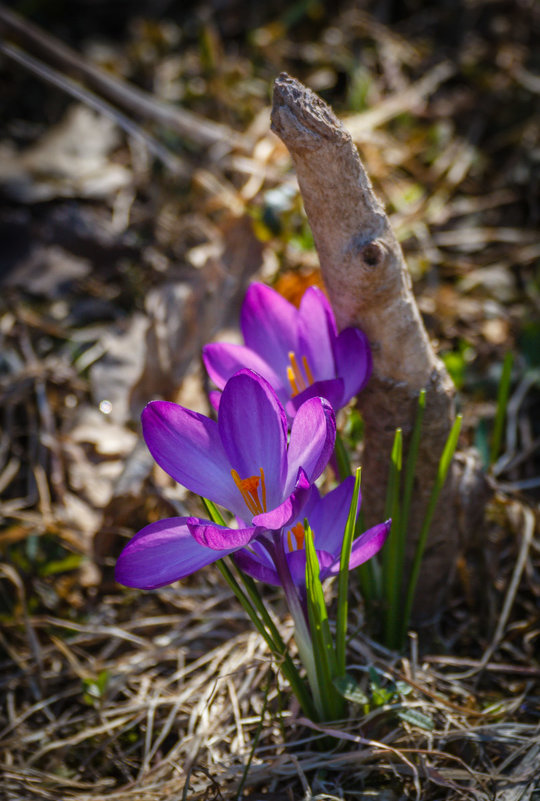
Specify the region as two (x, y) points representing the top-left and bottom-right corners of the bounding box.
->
(0, 1), (539, 799)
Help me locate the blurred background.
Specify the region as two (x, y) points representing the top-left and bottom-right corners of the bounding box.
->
(0, 1), (539, 798)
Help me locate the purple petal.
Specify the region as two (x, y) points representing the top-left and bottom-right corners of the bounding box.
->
(286, 397), (336, 492)
(142, 401), (238, 511)
(203, 343), (285, 395)
(240, 283), (298, 378)
(187, 519), (262, 550)
(286, 548), (335, 586)
(286, 378), (345, 417)
(333, 327), (373, 403)
(297, 287), (337, 379)
(115, 517), (231, 589)
(218, 370), (288, 511)
(307, 476), (357, 555)
(323, 520), (391, 578)
(208, 390), (221, 412)
(233, 545), (280, 585)
(253, 468), (311, 530)
(295, 482), (321, 522)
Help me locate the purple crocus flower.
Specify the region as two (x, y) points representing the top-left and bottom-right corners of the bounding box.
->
(115, 369), (336, 590)
(234, 476), (391, 587)
(203, 282), (372, 419)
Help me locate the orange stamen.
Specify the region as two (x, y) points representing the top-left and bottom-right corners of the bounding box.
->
(231, 467), (267, 516)
(302, 355), (315, 385)
(288, 522), (305, 550)
(287, 351), (315, 397)
(291, 522), (305, 549)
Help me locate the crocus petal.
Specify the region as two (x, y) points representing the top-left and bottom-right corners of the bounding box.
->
(142, 401), (238, 511)
(307, 476), (357, 555)
(218, 370), (288, 511)
(208, 390), (221, 412)
(286, 396), (336, 492)
(286, 548), (335, 586)
(233, 545), (280, 586)
(187, 519), (263, 550)
(203, 342), (285, 396)
(115, 518), (231, 589)
(333, 327), (373, 404)
(253, 467), (311, 529)
(293, 481), (320, 523)
(297, 286), (337, 378)
(240, 283), (298, 378)
(286, 378), (345, 417)
(323, 520), (391, 578)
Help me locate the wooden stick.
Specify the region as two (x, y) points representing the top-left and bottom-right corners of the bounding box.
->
(271, 73), (486, 616)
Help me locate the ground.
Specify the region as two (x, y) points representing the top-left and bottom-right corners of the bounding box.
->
(0, 1), (539, 799)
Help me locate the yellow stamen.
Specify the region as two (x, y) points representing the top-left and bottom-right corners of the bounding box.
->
(287, 351), (316, 397)
(288, 351), (306, 392)
(302, 355), (315, 385)
(287, 365), (300, 397)
(231, 467), (267, 516)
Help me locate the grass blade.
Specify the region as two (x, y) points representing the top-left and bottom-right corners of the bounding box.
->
(356, 500), (381, 608)
(304, 523), (343, 720)
(382, 429), (403, 649)
(216, 559), (315, 718)
(381, 390), (426, 648)
(202, 497), (227, 526)
(401, 390), (426, 538)
(384, 428), (403, 520)
(402, 415), (462, 641)
(334, 431), (352, 480)
(201, 496), (316, 718)
(490, 351), (513, 465)
(335, 467), (362, 677)
(230, 564), (290, 660)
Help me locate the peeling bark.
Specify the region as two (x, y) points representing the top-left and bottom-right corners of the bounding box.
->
(271, 73), (487, 618)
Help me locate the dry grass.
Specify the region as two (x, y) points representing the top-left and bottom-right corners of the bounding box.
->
(1, 1), (539, 798)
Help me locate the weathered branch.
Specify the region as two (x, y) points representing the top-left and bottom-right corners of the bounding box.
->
(271, 73), (487, 617)
(0, 3), (250, 151)
(0, 41), (187, 176)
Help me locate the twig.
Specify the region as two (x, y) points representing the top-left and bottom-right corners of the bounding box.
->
(0, 3), (250, 151)
(424, 656), (540, 677)
(449, 504), (536, 680)
(0, 41), (187, 176)
(495, 740), (540, 801)
(343, 60), (456, 138)
(297, 717), (422, 801)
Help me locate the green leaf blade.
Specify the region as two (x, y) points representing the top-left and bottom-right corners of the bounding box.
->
(402, 415), (463, 641)
(304, 523), (343, 720)
(336, 467), (362, 677)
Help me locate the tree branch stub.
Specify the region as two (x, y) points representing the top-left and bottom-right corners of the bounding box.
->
(271, 73), (483, 618)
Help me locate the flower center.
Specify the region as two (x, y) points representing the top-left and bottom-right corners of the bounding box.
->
(287, 522), (305, 551)
(231, 467), (267, 516)
(286, 351), (315, 397)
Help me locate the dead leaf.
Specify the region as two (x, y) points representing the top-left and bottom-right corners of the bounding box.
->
(0, 105), (131, 202)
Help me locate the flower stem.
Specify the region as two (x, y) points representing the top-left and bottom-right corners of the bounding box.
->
(267, 533), (324, 720)
(334, 431), (352, 480)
